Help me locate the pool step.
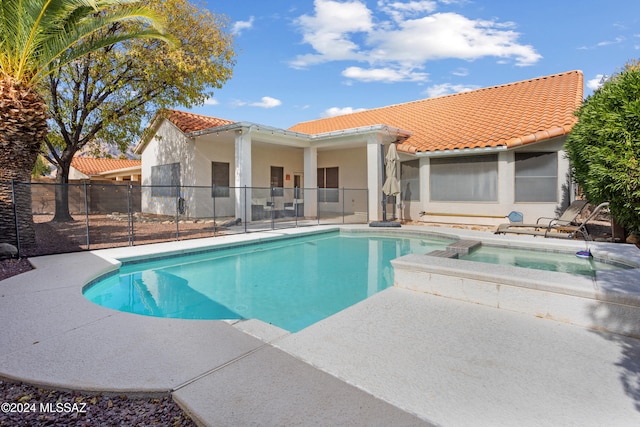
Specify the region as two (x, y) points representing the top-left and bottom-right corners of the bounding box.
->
(427, 240), (482, 259)
(426, 250), (459, 259)
(446, 240), (482, 255)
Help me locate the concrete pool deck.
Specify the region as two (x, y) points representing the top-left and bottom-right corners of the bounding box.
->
(1, 225), (640, 425)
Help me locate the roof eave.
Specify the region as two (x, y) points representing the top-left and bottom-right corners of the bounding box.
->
(188, 122), (412, 144)
(98, 165), (142, 177)
(187, 121), (313, 140)
(409, 124), (575, 156)
(505, 125), (574, 149)
(413, 145), (509, 157)
(134, 112), (168, 155)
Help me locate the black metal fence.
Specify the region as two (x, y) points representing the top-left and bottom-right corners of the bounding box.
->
(1, 181), (369, 257)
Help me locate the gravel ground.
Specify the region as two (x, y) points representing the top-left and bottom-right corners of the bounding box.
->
(0, 258), (33, 281)
(0, 380), (195, 426)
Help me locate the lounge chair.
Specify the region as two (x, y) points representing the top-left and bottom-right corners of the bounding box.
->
(284, 199), (303, 216)
(495, 201), (607, 240)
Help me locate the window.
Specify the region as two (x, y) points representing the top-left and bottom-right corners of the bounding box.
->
(317, 167), (339, 202)
(401, 160), (420, 201)
(515, 152), (557, 202)
(430, 155), (498, 202)
(151, 163), (180, 197)
(270, 166), (284, 197)
(211, 162), (230, 198)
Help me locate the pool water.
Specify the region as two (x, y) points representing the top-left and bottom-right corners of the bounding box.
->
(84, 232), (450, 332)
(462, 246), (625, 277)
(84, 231), (631, 332)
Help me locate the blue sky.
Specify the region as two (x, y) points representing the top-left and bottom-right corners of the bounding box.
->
(190, 0), (640, 129)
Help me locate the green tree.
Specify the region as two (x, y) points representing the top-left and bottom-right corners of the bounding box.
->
(0, 0), (171, 247)
(32, 155), (51, 177)
(565, 62), (640, 233)
(44, 0), (235, 221)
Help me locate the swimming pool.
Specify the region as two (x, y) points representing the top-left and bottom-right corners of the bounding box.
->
(84, 229), (633, 332)
(84, 231), (451, 332)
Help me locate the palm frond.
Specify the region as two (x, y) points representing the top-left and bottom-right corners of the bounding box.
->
(0, 0), (172, 86)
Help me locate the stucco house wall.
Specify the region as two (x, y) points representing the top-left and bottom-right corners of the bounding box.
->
(139, 119), (571, 225)
(408, 137), (571, 226)
(139, 121), (374, 219)
(140, 120), (195, 216)
(318, 146), (369, 215)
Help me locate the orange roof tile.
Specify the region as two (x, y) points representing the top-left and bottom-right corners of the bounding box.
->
(165, 109), (235, 134)
(71, 157), (141, 175)
(288, 70), (584, 154)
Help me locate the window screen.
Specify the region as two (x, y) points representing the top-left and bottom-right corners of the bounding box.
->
(270, 166), (284, 197)
(515, 152), (557, 202)
(318, 167), (339, 202)
(401, 160), (420, 201)
(151, 163), (180, 197)
(430, 155), (498, 202)
(212, 162), (230, 197)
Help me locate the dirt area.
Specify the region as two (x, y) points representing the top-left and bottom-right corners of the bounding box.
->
(24, 214), (228, 255)
(1, 214), (237, 280)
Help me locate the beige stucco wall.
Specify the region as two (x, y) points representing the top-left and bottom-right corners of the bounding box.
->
(140, 119), (569, 225)
(412, 136), (571, 226)
(318, 146), (369, 215)
(68, 167), (89, 181)
(140, 120), (195, 216)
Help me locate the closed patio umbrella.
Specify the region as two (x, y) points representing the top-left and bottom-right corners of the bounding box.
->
(382, 143), (400, 197)
(381, 143), (400, 221)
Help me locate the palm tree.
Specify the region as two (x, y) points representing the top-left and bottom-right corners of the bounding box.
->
(0, 0), (172, 249)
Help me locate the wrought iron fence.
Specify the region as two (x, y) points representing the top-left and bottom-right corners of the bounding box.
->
(1, 181), (369, 257)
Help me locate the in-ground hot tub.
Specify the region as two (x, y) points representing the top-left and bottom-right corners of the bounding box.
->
(391, 236), (640, 338)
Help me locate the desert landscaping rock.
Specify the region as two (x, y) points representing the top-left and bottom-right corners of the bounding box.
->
(0, 243), (17, 260)
(0, 380), (195, 427)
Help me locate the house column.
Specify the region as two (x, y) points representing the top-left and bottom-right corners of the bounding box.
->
(235, 128), (252, 222)
(367, 134), (385, 221)
(420, 157), (430, 214)
(303, 146), (317, 218)
(498, 150), (513, 210)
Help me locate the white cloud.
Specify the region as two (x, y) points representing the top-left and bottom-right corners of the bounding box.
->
(231, 96), (282, 108)
(596, 36), (625, 47)
(451, 67), (469, 77)
(423, 82), (479, 98)
(586, 74), (607, 91)
(250, 96), (282, 108)
(579, 36), (626, 50)
(368, 13), (541, 67)
(291, 0), (373, 68)
(342, 66), (428, 82)
(233, 16), (255, 35)
(378, 0), (438, 23)
(204, 98), (219, 106)
(321, 106), (367, 117)
(291, 1), (541, 76)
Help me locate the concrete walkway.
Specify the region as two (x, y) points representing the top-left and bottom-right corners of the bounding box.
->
(1, 228), (640, 426)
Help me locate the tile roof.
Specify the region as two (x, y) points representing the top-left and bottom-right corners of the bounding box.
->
(288, 70), (584, 154)
(71, 157), (141, 175)
(165, 109), (235, 134)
